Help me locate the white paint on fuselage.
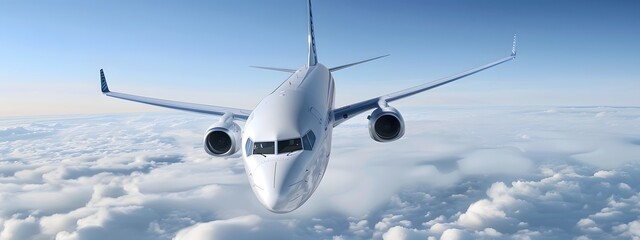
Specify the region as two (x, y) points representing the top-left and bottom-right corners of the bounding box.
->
(242, 64), (334, 213)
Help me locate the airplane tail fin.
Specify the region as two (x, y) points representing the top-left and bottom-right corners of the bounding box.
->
(329, 54), (390, 72)
(307, 0), (318, 66)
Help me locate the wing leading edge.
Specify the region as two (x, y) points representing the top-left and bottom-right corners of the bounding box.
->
(99, 69), (251, 120)
(333, 36), (517, 126)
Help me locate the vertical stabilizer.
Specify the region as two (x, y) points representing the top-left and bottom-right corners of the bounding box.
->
(307, 0), (318, 66)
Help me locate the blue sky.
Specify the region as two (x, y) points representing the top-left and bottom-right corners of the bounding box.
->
(0, 0), (639, 116)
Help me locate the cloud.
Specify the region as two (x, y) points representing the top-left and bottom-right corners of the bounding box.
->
(174, 215), (293, 240)
(439, 228), (472, 240)
(382, 226), (429, 240)
(0, 216), (39, 240)
(593, 170), (616, 178)
(0, 107), (639, 239)
(457, 148), (533, 176)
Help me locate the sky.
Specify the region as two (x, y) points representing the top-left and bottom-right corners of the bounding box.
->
(0, 0), (639, 116)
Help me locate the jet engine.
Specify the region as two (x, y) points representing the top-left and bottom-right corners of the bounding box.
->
(368, 106), (405, 142)
(203, 118), (242, 156)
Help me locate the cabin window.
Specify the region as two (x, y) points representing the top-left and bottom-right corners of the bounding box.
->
(278, 138), (302, 154)
(253, 141), (275, 154)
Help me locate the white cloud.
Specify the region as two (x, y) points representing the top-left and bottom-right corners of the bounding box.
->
(457, 148), (533, 176)
(382, 226), (428, 240)
(0, 107), (639, 239)
(611, 220), (640, 239)
(593, 170), (616, 178)
(457, 199), (508, 230)
(174, 215), (292, 240)
(0, 216), (39, 240)
(349, 219), (371, 237)
(477, 227), (502, 237)
(439, 228), (472, 240)
(576, 218), (601, 233)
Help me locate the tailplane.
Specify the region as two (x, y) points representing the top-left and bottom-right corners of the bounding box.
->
(329, 54), (390, 72)
(250, 66), (296, 73)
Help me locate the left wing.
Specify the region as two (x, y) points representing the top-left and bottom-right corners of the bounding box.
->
(99, 69), (252, 120)
(333, 36), (517, 126)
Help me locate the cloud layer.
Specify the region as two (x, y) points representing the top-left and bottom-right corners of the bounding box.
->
(0, 107), (639, 239)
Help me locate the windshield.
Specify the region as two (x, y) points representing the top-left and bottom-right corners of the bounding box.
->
(278, 138), (302, 154)
(302, 130), (316, 150)
(253, 141), (275, 154)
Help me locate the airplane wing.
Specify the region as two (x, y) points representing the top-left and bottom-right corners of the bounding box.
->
(99, 69), (252, 120)
(333, 36), (517, 126)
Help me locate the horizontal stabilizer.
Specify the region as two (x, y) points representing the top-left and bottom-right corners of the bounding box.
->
(329, 54), (390, 72)
(250, 66), (297, 73)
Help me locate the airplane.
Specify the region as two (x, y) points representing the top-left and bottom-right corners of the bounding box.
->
(99, 0), (517, 213)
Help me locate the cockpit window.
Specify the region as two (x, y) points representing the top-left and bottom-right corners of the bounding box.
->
(245, 138), (253, 156)
(278, 138), (302, 154)
(253, 141), (275, 154)
(302, 130), (316, 150)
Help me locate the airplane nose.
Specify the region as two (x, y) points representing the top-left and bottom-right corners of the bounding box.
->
(262, 189), (280, 210)
(250, 155), (306, 213)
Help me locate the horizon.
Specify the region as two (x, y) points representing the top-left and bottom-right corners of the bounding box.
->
(1, 105), (639, 119)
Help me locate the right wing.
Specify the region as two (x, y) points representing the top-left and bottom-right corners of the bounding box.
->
(333, 36), (517, 126)
(99, 69), (252, 120)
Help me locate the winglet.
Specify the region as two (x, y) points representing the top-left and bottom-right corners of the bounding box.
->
(307, 0), (318, 66)
(100, 69), (110, 93)
(511, 34), (517, 57)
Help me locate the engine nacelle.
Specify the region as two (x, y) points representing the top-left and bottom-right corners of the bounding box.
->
(368, 106), (405, 142)
(203, 119), (242, 156)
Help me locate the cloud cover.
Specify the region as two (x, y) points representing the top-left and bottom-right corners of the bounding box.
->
(0, 106), (639, 239)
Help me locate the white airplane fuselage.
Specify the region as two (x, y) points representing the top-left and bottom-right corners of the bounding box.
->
(98, 0), (516, 214)
(242, 64), (335, 213)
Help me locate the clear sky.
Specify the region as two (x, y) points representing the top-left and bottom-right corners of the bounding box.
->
(0, 0), (639, 116)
